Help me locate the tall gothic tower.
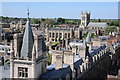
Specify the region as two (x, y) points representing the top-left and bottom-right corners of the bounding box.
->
(10, 10), (46, 79)
(80, 11), (90, 29)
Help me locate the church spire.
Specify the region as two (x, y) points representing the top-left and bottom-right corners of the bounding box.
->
(27, 8), (29, 20)
(20, 9), (34, 59)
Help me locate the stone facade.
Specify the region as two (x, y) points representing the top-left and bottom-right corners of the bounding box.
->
(47, 28), (75, 42)
(40, 32), (120, 80)
(46, 12), (108, 45)
(10, 12), (46, 79)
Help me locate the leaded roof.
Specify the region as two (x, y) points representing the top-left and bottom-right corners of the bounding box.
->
(20, 11), (34, 59)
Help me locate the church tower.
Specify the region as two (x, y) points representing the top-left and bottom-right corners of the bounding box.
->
(10, 9), (46, 79)
(80, 11), (90, 29)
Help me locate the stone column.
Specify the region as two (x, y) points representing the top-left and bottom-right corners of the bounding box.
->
(32, 63), (35, 78)
(78, 28), (80, 39)
(70, 28), (73, 39)
(46, 28), (49, 41)
(34, 35), (39, 58)
(56, 54), (63, 69)
(65, 39), (68, 50)
(72, 45), (77, 55)
(58, 32), (60, 41)
(67, 33), (69, 39)
(10, 60), (14, 78)
(54, 32), (56, 42)
(87, 42), (93, 51)
(62, 40), (64, 48)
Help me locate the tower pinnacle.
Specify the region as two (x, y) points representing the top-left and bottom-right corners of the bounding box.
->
(27, 8), (29, 19)
(20, 9), (34, 59)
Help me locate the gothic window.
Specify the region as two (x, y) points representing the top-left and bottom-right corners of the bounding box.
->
(18, 67), (28, 78)
(68, 33), (70, 38)
(49, 32), (51, 37)
(56, 33), (58, 38)
(60, 33), (62, 38)
(65, 33), (67, 38)
(52, 33), (54, 38)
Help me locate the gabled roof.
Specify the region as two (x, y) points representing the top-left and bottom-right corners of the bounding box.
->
(87, 22), (108, 28)
(20, 11), (34, 59)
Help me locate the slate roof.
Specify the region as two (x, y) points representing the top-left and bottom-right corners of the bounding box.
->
(40, 66), (72, 80)
(87, 22), (108, 28)
(89, 44), (106, 57)
(49, 28), (70, 31)
(40, 59), (83, 79)
(40, 43), (107, 79)
(20, 12), (34, 59)
(69, 40), (83, 47)
(99, 36), (110, 40)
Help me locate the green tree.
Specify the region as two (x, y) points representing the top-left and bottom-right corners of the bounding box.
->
(98, 18), (101, 22)
(105, 26), (117, 35)
(57, 17), (65, 24)
(30, 18), (40, 24)
(91, 33), (94, 38)
(41, 18), (46, 22)
(43, 19), (55, 24)
(47, 53), (52, 65)
(109, 22), (114, 26)
(84, 32), (88, 39)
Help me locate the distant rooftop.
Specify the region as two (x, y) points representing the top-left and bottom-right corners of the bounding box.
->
(49, 27), (70, 31)
(40, 59), (83, 79)
(87, 22), (108, 28)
